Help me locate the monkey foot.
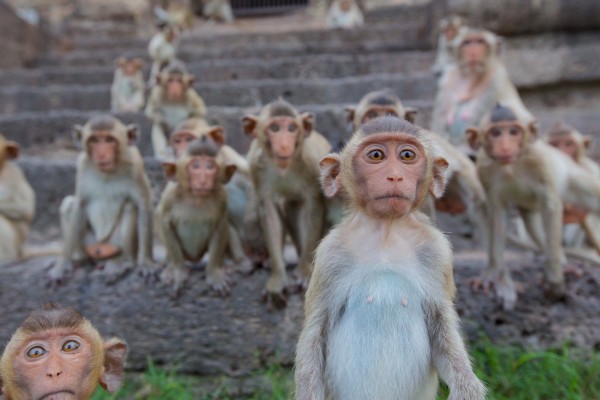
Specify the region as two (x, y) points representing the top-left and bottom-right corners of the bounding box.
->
(206, 270), (232, 297)
(161, 266), (190, 298)
(470, 271), (517, 310)
(101, 260), (134, 285)
(564, 263), (584, 278)
(543, 280), (566, 302)
(46, 260), (73, 287)
(289, 272), (309, 293)
(262, 289), (288, 310)
(235, 257), (254, 275)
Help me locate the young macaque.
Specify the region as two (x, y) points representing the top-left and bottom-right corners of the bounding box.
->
(147, 13), (181, 86)
(547, 122), (600, 253)
(432, 28), (528, 158)
(325, 0), (364, 29)
(295, 116), (485, 400)
(348, 90), (487, 233)
(156, 136), (235, 296)
(467, 104), (600, 310)
(48, 115), (155, 284)
(0, 303), (127, 400)
(110, 57), (145, 114)
(243, 99), (333, 308)
(0, 134), (35, 263)
(145, 62), (208, 158)
(202, 0), (234, 23)
(431, 15), (466, 76)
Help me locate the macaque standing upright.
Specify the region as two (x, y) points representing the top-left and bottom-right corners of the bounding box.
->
(432, 28), (528, 157)
(325, 0), (364, 29)
(147, 13), (180, 86)
(111, 57), (145, 114)
(431, 15), (466, 76)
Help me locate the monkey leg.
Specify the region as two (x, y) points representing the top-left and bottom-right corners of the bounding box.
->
(101, 204), (137, 284)
(0, 215), (21, 263)
(538, 198), (567, 299)
(151, 123), (170, 158)
(259, 199), (288, 307)
(582, 214), (600, 255)
(227, 224), (252, 274)
(59, 195), (87, 263)
(206, 217), (232, 297)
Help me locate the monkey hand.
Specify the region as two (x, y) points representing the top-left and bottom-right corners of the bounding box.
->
(102, 260), (134, 285)
(161, 265), (189, 298)
(206, 268), (232, 297)
(138, 258), (161, 283)
(263, 276), (288, 310)
(235, 256), (254, 275)
(47, 259), (73, 287)
(470, 269), (517, 310)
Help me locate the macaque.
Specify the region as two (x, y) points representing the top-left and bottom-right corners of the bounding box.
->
(295, 116), (485, 400)
(202, 0), (234, 23)
(147, 13), (180, 86)
(431, 15), (466, 76)
(156, 136), (235, 296)
(243, 99), (333, 308)
(432, 28), (528, 158)
(325, 0), (364, 29)
(467, 104), (600, 310)
(547, 123), (600, 253)
(167, 118), (255, 273)
(0, 134), (35, 263)
(110, 57), (145, 114)
(48, 115), (155, 283)
(348, 90), (487, 234)
(0, 303), (127, 400)
(145, 62), (207, 158)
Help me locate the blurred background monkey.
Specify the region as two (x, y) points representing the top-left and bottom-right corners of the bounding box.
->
(295, 116), (485, 400)
(432, 15), (466, 77)
(110, 57), (145, 114)
(325, 0), (364, 29)
(0, 134), (35, 263)
(0, 303), (127, 400)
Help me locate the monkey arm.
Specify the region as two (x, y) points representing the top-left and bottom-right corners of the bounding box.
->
(206, 208), (228, 276)
(61, 197), (87, 260)
(159, 212), (186, 267)
(144, 89), (163, 122)
(187, 90), (208, 120)
(0, 165), (35, 222)
(427, 297), (486, 400)
(294, 261), (329, 400)
(129, 186), (154, 266)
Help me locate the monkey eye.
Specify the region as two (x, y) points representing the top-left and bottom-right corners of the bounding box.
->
(62, 340), (80, 352)
(288, 124), (298, 132)
(399, 149), (416, 161)
(105, 136), (117, 143)
(89, 136), (100, 144)
(26, 346), (47, 359)
(367, 149), (385, 161)
(565, 140), (575, 147)
(269, 123), (280, 132)
(185, 136), (194, 142)
(367, 111), (378, 120)
(205, 160), (216, 169)
(489, 128), (501, 138)
(509, 127), (521, 136)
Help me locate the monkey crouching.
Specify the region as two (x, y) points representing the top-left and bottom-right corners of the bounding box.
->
(295, 116), (485, 400)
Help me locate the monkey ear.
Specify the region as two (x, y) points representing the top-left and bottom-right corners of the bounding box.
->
(115, 57), (126, 68)
(5, 141), (20, 160)
(186, 75), (195, 87)
(224, 165), (237, 183)
(404, 107), (418, 124)
(241, 116), (258, 137)
(207, 127), (226, 147)
(583, 135), (593, 150)
(126, 125), (140, 145)
(430, 157), (449, 198)
(345, 106), (356, 125)
(162, 162), (178, 181)
(301, 112), (315, 137)
(99, 338), (127, 394)
(72, 125), (84, 143)
(319, 154), (342, 198)
(466, 127), (481, 150)
(528, 120), (539, 140)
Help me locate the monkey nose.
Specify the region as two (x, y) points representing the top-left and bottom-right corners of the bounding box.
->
(386, 176), (404, 182)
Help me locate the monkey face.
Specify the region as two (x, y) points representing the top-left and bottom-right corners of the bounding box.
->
(265, 116), (302, 169)
(165, 74), (186, 102)
(445, 25), (458, 40)
(88, 131), (119, 173)
(186, 155), (220, 196)
(483, 121), (526, 165)
(12, 329), (98, 400)
(353, 134), (427, 218)
(171, 131), (197, 158)
(339, 0), (352, 12)
(361, 106), (401, 125)
(460, 35), (488, 72)
(548, 135), (578, 161)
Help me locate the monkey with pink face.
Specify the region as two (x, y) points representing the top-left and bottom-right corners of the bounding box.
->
(295, 116), (485, 400)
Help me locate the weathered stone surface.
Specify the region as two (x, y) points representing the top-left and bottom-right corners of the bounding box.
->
(0, 74), (435, 114)
(448, 0), (600, 35)
(0, 1), (46, 68)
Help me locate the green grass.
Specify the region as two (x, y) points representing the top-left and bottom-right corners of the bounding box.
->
(92, 339), (600, 399)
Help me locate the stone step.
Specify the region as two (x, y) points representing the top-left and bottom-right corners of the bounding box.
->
(38, 25), (429, 66)
(0, 102), (435, 158)
(0, 73), (435, 114)
(0, 51), (434, 86)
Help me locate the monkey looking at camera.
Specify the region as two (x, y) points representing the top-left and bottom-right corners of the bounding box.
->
(111, 57), (145, 114)
(295, 116), (485, 400)
(325, 0), (364, 29)
(431, 15), (466, 76)
(0, 303), (127, 400)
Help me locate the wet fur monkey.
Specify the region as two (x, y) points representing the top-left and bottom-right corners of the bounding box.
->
(0, 134), (35, 263)
(0, 303), (127, 400)
(49, 115), (155, 283)
(295, 117), (485, 400)
(243, 99), (333, 308)
(467, 104), (600, 310)
(156, 136), (236, 296)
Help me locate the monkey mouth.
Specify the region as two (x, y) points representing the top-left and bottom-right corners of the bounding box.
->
(374, 194), (411, 201)
(495, 155), (516, 165)
(38, 390), (76, 400)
